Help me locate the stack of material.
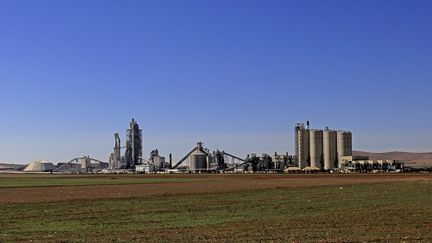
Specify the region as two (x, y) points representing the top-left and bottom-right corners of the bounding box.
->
(23, 161), (56, 172)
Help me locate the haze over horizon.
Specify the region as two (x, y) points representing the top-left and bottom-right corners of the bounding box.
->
(1, 1), (431, 164)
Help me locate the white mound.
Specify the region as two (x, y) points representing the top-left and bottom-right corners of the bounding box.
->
(23, 161), (56, 172)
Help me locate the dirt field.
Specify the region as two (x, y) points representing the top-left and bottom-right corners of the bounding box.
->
(1, 174), (431, 242)
(0, 173), (431, 203)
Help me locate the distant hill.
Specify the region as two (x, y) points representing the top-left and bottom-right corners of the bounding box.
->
(353, 151), (432, 166)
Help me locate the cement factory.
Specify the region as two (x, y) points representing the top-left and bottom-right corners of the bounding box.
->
(2, 119), (408, 174)
(110, 119), (405, 173)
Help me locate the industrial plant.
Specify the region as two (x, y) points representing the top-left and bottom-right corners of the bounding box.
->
(2, 119), (408, 174)
(294, 122), (403, 173)
(103, 119), (405, 174)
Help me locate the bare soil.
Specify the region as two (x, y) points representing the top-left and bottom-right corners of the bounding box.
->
(1, 174), (430, 203)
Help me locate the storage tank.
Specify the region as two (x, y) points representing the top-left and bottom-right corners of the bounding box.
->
(337, 131), (352, 167)
(309, 129), (323, 169)
(295, 124), (310, 169)
(323, 128), (337, 170)
(190, 143), (207, 172)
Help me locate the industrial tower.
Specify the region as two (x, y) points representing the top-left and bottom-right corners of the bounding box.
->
(113, 133), (122, 168)
(295, 122), (310, 169)
(124, 119), (143, 168)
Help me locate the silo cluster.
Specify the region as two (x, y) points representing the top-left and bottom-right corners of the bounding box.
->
(295, 122), (352, 170)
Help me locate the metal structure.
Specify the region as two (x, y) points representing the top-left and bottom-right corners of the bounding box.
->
(168, 121), (352, 173)
(273, 152), (291, 170)
(243, 153), (276, 172)
(213, 152), (290, 173)
(213, 150), (226, 170)
(337, 130), (352, 168)
(171, 142), (251, 173)
(124, 119), (143, 169)
(172, 143), (203, 170)
(109, 133), (123, 169)
(295, 123), (310, 169)
(109, 119), (143, 170)
(220, 151), (248, 172)
(309, 129), (323, 169)
(54, 156), (109, 173)
(323, 128), (337, 170)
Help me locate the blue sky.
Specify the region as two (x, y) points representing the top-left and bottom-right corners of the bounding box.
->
(0, 0), (431, 163)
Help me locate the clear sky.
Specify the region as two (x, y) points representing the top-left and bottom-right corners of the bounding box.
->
(0, 0), (431, 164)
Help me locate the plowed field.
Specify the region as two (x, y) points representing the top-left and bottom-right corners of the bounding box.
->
(0, 174), (431, 242)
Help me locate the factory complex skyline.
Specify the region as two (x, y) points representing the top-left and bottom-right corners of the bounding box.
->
(1, 1), (432, 163)
(10, 119), (404, 174)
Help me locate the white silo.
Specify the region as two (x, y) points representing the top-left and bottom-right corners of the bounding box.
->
(309, 129), (323, 169)
(323, 128), (337, 170)
(337, 130), (352, 167)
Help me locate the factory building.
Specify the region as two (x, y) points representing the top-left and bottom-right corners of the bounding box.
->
(149, 149), (168, 169)
(56, 157), (108, 173)
(135, 150), (168, 173)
